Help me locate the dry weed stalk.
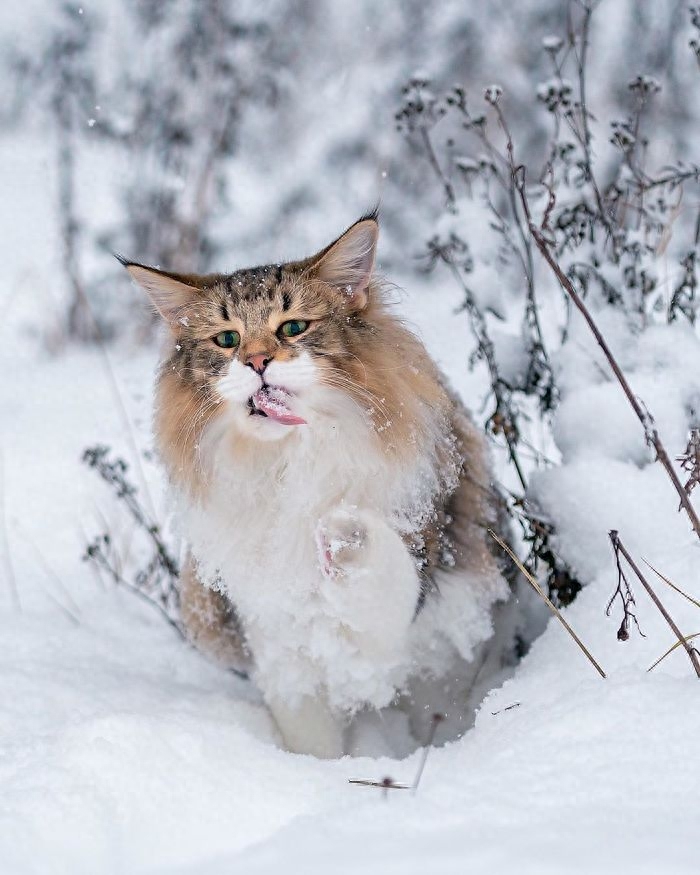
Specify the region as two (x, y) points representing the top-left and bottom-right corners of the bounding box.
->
(677, 428), (700, 506)
(607, 536), (644, 642)
(411, 713), (444, 794)
(648, 633), (700, 673)
(83, 446), (182, 638)
(348, 777), (410, 796)
(488, 529), (606, 678)
(349, 712), (445, 796)
(609, 531), (700, 678)
(515, 175), (700, 542)
(643, 559), (700, 610)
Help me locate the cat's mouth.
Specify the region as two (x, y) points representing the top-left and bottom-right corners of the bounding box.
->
(248, 386), (307, 426)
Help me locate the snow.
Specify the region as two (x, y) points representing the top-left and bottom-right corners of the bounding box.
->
(3, 2), (700, 872)
(3, 258), (700, 872)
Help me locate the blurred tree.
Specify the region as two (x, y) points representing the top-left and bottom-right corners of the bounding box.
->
(104, 0), (277, 273)
(10, 3), (101, 340)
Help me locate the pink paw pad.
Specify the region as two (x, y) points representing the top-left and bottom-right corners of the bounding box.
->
(315, 515), (367, 580)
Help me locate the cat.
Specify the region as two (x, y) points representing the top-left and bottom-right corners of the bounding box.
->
(124, 211), (511, 757)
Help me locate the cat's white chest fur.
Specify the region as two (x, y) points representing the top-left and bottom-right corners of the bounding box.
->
(182, 404), (432, 712)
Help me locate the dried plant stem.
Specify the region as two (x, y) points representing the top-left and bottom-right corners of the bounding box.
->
(87, 537), (183, 639)
(610, 532), (700, 678)
(568, 0), (613, 240)
(420, 128), (456, 207)
(516, 177), (700, 542)
(643, 559), (700, 610)
(68, 284), (157, 519)
(348, 777), (410, 792)
(442, 258), (528, 492)
(488, 529), (606, 678)
(648, 633), (700, 673)
(412, 713), (444, 794)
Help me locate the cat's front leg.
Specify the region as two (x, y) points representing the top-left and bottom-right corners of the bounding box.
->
(315, 508), (420, 656)
(179, 553), (251, 673)
(267, 693), (344, 759)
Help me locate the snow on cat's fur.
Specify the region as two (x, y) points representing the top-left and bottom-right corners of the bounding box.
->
(125, 215), (510, 756)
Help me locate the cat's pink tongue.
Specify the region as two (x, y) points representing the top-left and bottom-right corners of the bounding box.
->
(252, 387), (306, 426)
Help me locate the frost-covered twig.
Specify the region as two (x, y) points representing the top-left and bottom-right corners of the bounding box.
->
(400, 1), (700, 609)
(424, 234), (528, 493)
(398, 66), (575, 605)
(84, 533), (184, 639)
(83, 446), (178, 578)
(516, 175), (700, 542)
(669, 253), (698, 325)
(609, 531), (700, 678)
(677, 428), (700, 505)
(83, 446), (181, 633)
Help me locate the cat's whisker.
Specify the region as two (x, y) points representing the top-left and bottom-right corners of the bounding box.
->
(172, 389), (222, 473)
(341, 349), (370, 387)
(320, 370), (393, 423)
(323, 380), (392, 424)
(329, 349), (411, 374)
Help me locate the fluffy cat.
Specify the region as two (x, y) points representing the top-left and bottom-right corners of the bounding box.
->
(125, 213), (511, 757)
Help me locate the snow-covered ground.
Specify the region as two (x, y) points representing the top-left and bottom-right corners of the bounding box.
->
(4, 277), (700, 875)
(4, 39), (700, 875)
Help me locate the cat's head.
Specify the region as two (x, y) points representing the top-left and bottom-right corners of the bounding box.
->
(125, 214), (389, 444)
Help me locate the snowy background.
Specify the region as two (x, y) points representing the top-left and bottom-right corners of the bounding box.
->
(2, 1), (700, 873)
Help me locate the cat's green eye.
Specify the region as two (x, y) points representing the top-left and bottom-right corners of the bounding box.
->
(279, 319), (309, 339)
(213, 330), (240, 349)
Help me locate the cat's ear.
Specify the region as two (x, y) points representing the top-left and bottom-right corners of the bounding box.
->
(309, 215), (378, 311)
(120, 258), (200, 324)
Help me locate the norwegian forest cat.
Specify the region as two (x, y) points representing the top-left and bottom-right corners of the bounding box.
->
(125, 213), (512, 757)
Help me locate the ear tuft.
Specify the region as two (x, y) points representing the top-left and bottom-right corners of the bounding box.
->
(311, 217), (378, 310)
(123, 261), (200, 323)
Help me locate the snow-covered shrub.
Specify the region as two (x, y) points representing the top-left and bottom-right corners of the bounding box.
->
(100, 0), (279, 275)
(7, 2), (104, 341)
(398, 1), (700, 623)
(8, 0), (698, 341)
(82, 445), (182, 637)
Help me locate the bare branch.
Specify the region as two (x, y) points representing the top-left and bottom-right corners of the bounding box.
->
(412, 712), (444, 793)
(606, 532), (645, 641)
(643, 559), (700, 611)
(648, 632), (700, 673)
(515, 172), (700, 541)
(609, 531), (700, 678)
(677, 428), (700, 503)
(489, 529), (606, 678)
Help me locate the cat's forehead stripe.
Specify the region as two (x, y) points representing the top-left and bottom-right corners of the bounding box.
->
(221, 265), (290, 305)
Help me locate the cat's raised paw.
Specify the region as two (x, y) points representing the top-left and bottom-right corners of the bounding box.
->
(315, 509), (369, 580)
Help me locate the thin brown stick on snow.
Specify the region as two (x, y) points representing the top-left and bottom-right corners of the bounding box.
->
(348, 777), (410, 793)
(648, 633), (700, 673)
(609, 531), (700, 679)
(488, 530), (606, 678)
(412, 713), (444, 794)
(643, 559), (700, 610)
(515, 174), (700, 542)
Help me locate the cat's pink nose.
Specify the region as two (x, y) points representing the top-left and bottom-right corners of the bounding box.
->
(246, 352), (271, 374)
